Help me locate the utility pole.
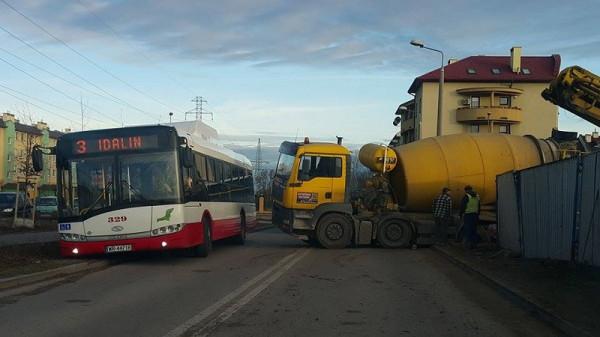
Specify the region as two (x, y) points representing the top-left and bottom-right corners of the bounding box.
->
(80, 96), (85, 131)
(251, 138), (269, 194)
(186, 96), (213, 121)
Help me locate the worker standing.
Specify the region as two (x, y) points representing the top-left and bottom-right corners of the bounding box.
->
(432, 187), (452, 245)
(460, 185), (480, 249)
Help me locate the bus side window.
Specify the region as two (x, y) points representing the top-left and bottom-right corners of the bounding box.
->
(194, 154), (208, 181)
(206, 158), (216, 183)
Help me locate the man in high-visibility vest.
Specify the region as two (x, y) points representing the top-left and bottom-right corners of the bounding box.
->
(460, 185), (480, 249)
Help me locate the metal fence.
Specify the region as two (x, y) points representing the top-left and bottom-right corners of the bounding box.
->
(497, 151), (600, 266)
(497, 172), (521, 253)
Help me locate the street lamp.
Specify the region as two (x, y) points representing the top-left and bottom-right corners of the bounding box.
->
(410, 39), (445, 137)
(169, 112), (173, 123)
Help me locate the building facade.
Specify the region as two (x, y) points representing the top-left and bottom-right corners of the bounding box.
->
(398, 47), (561, 144)
(0, 112), (62, 196)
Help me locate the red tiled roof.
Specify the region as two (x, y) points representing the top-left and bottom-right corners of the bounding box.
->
(408, 54), (561, 93)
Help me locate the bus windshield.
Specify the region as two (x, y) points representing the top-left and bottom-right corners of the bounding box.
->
(59, 151), (181, 217)
(119, 152), (180, 204)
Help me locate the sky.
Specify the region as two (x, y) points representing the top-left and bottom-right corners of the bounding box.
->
(0, 0), (599, 146)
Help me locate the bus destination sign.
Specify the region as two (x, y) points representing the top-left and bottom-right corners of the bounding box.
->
(73, 135), (159, 154)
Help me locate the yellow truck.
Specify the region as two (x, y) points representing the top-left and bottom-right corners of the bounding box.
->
(271, 135), (558, 248)
(272, 65), (600, 249)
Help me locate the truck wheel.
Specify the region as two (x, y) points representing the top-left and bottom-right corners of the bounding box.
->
(377, 218), (413, 248)
(302, 235), (320, 247)
(316, 213), (353, 249)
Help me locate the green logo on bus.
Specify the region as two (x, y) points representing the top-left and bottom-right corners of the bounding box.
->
(157, 208), (174, 223)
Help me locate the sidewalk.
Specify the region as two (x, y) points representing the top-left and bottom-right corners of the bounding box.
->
(0, 231), (58, 248)
(434, 243), (600, 337)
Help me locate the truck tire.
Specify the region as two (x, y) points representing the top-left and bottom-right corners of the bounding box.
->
(316, 213), (353, 249)
(302, 234), (320, 247)
(377, 218), (413, 248)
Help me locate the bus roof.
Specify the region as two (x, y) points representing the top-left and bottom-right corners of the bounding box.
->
(163, 121), (253, 169)
(59, 121), (253, 170)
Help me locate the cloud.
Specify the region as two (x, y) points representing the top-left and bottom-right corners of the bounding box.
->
(1, 0), (596, 71)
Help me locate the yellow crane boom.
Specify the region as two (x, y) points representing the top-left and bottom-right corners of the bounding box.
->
(542, 66), (600, 126)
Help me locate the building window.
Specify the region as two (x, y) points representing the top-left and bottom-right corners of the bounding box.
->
(491, 68), (501, 74)
(470, 96), (480, 108)
(499, 96), (511, 106)
(467, 68), (477, 74)
(8, 137), (13, 145)
(7, 154), (11, 162)
(499, 124), (511, 134)
(522, 68), (531, 75)
(470, 125), (480, 133)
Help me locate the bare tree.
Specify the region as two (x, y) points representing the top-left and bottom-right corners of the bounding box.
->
(15, 111), (42, 196)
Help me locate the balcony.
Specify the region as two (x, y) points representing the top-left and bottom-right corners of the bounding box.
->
(400, 117), (416, 133)
(456, 106), (523, 124)
(456, 87), (524, 97)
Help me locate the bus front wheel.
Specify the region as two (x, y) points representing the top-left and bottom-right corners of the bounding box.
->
(232, 213), (247, 245)
(191, 218), (212, 257)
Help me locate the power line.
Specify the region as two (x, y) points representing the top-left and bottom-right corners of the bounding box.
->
(0, 54), (121, 125)
(0, 83), (115, 128)
(0, 23), (157, 121)
(75, 0), (196, 97)
(1, 0), (186, 114)
(0, 46), (133, 110)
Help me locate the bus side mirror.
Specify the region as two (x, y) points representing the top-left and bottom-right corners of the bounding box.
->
(32, 146), (43, 172)
(181, 147), (194, 168)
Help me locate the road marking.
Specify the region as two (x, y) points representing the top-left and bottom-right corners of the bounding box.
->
(163, 248), (309, 337)
(194, 249), (311, 337)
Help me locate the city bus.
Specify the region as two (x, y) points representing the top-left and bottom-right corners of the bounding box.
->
(33, 122), (256, 257)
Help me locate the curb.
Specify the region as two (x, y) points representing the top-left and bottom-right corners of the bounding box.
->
(432, 246), (593, 337)
(0, 260), (112, 292)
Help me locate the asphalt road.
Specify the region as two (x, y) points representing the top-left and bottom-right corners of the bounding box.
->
(0, 228), (559, 337)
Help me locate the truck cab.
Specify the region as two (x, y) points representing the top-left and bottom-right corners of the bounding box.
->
(272, 139), (353, 248)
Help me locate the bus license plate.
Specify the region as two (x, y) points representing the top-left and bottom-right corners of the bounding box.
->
(105, 244), (132, 253)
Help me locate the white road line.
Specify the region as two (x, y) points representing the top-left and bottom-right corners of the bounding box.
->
(194, 249), (311, 337)
(163, 248), (308, 337)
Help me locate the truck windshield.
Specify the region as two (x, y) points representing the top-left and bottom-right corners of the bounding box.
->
(275, 153), (296, 179)
(59, 151), (181, 218)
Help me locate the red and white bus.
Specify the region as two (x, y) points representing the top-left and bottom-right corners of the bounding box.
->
(35, 122), (255, 257)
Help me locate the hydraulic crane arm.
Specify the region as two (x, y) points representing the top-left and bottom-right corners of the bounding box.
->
(542, 66), (600, 126)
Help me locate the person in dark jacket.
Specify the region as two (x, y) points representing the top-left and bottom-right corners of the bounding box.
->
(432, 187), (452, 245)
(460, 185), (480, 249)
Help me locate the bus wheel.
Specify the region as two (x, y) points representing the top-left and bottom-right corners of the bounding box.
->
(233, 213), (247, 245)
(316, 213), (352, 249)
(377, 218), (412, 248)
(191, 218), (212, 257)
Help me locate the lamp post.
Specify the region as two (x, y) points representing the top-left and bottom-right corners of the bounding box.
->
(169, 112), (173, 123)
(410, 39), (445, 137)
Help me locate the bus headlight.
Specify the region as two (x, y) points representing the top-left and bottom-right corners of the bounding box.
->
(151, 223), (183, 236)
